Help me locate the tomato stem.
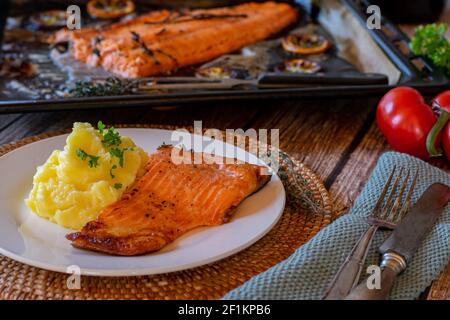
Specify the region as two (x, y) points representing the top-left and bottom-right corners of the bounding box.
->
(426, 110), (450, 157)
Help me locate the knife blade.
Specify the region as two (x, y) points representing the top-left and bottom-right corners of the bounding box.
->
(138, 72), (389, 91)
(345, 183), (450, 300)
(379, 182), (450, 263)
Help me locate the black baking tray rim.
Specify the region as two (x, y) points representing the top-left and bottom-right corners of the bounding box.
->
(0, 0), (449, 114)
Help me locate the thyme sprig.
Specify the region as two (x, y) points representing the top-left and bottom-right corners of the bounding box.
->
(68, 77), (136, 97)
(267, 150), (325, 216)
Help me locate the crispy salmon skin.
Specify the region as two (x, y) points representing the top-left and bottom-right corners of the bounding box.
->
(67, 145), (271, 256)
(62, 2), (297, 77)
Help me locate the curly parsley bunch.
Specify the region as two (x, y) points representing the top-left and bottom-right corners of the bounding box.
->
(411, 23), (450, 75)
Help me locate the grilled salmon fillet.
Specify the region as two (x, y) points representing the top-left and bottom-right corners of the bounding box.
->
(62, 2), (297, 77)
(67, 145), (271, 256)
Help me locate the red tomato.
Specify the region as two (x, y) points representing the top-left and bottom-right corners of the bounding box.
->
(443, 124), (450, 160)
(428, 91), (450, 160)
(376, 87), (436, 159)
(433, 90), (450, 114)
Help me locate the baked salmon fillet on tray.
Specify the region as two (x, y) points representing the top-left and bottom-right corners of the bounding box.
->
(57, 1), (298, 78)
(67, 145), (271, 256)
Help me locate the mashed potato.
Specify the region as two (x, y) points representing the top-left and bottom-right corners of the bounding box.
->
(26, 122), (148, 230)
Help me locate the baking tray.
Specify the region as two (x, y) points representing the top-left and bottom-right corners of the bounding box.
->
(0, 0), (448, 114)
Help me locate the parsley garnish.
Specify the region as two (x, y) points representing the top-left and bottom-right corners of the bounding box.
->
(95, 122), (130, 191)
(101, 126), (122, 147)
(76, 148), (100, 168)
(110, 164), (117, 179)
(97, 121), (106, 134)
(76, 148), (87, 160)
(109, 148), (124, 167)
(411, 23), (450, 75)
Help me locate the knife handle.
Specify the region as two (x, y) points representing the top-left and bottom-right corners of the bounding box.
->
(258, 72), (389, 86)
(345, 252), (406, 300)
(322, 225), (378, 300)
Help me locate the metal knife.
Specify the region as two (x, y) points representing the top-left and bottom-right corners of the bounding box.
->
(345, 183), (450, 300)
(137, 72), (388, 91)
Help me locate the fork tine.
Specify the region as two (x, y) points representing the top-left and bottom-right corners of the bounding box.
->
(389, 169), (410, 222)
(372, 166), (396, 215)
(378, 167), (404, 219)
(398, 168), (419, 218)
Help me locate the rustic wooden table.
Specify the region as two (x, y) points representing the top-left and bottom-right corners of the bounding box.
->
(0, 97), (448, 299)
(0, 15), (449, 299)
(3, 100), (382, 211)
(0, 98), (448, 208)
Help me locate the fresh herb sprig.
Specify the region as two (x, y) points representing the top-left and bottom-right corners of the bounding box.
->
(96, 122), (132, 185)
(75, 122), (134, 190)
(109, 148), (124, 167)
(76, 148), (100, 168)
(101, 126), (122, 147)
(68, 77), (137, 98)
(110, 164), (117, 179)
(97, 120), (106, 134)
(411, 23), (450, 75)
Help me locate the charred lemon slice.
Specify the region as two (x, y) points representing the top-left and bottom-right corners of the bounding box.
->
(283, 59), (321, 74)
(87, 0), (135, 19)
(196, 66), (250, 80)
(282, 33), (331, 55)
(196, 67), (232, 80)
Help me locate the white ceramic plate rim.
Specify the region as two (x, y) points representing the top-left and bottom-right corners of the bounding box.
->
(0, 128), (285, 276)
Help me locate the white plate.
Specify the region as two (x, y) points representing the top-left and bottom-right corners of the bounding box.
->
(0, 129), (285, 276)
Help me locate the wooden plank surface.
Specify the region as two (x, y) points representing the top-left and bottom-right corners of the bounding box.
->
(0, 99), (447, 208)
(245, 98), (379, 211)
(0, 95), (448, 300)
(0, 98), (381, 215)
(0, 103), (262, 146)
(1, 15), (449, 300)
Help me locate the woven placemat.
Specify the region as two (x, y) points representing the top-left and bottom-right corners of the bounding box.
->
(0, 124), (447, 300)
(0, 124), (333, 300)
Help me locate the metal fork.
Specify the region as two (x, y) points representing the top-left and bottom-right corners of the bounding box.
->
(322, 166), (418, 300)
